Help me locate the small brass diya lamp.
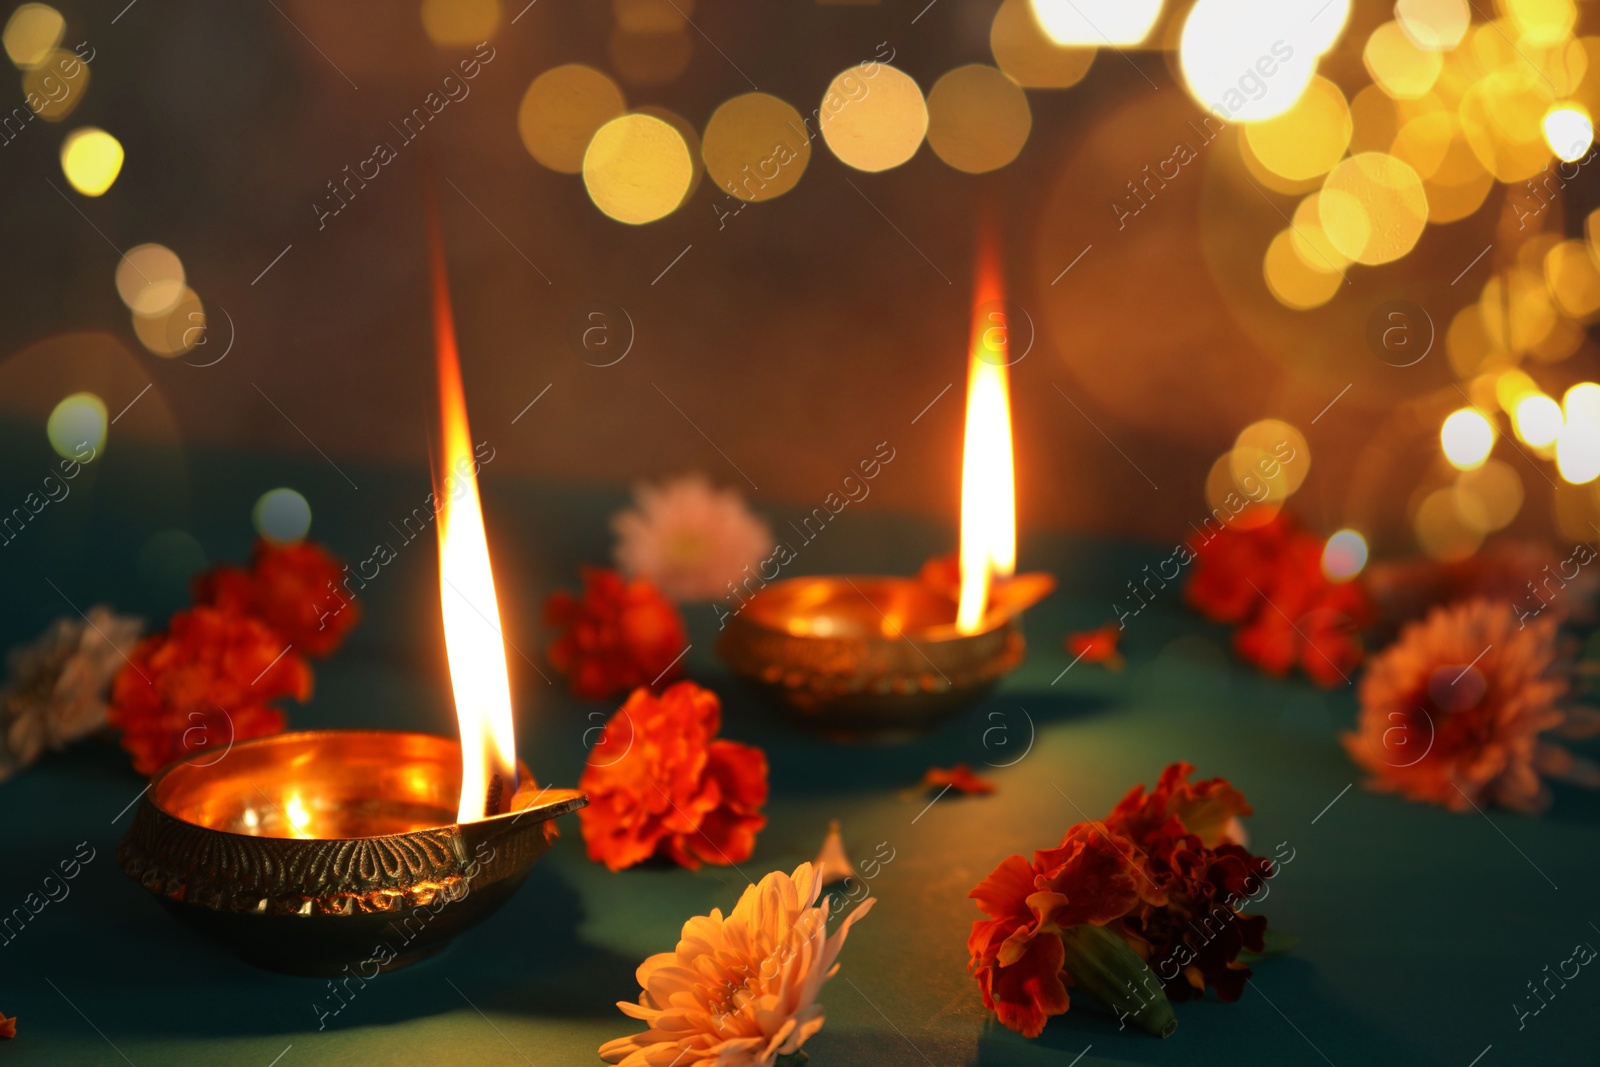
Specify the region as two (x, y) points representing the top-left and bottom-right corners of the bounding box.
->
(119, 731), (584, 976)
(120, 208), (585, 973)
(719, 242), (1054, 739)
(718, 572), (1053, 740)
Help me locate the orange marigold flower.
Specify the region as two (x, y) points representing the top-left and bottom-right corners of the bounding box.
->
(921, 763), (997, 795)
(195, 539), (359, 658)
(1343, 600), (1600, 814)
(1064, 622), (1124, 670)
(967, 822), (1147, 1038)
(0, 1011), (14, 1039)
(578, 682), (768, 871)
(545, 568), (687, 701)
(108, 607), (311, 776)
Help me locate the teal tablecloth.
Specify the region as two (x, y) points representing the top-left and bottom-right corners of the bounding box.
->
(0, 425), (1595, 1067)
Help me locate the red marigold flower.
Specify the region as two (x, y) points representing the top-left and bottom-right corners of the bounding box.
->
(1343, 600), (1599, 814)
(545, 568), (688, 701)
(1106, 760), (1252, 850)
(577, 682), (767, 871)
(1105, 763), (1270, 1003)
(108, 607), (312, 776)
(1185, 512), (1296, 623)
(1187, 514), (1372, 687)
(0, 1011), (14, 1039)
(1064, 622), (1125, 670)
(195, 539), (359, 659)
(921, 763), (997, 795)
(967, 823), (1147, 1038)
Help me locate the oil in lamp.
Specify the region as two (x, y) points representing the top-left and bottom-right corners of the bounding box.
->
(117, 212), (585, 976)
(717, 240), (1054, 739)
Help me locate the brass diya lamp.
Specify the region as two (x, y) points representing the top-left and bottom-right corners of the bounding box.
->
(119, 209), (585, 975)
(719, 244), (1053, 739)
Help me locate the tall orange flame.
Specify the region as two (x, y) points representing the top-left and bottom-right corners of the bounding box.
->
(428, 210), (519, 822)
(956, 241), (1017, 634)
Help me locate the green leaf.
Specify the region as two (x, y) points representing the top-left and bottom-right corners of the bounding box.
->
(1237, 928), (1298, 964)
(1058, 924), (1177, 1038)
(774, 1052), (809, 1067)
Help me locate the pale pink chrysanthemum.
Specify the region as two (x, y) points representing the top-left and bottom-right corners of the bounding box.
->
(600, 862), (874, 1067)
(612, 475), (772, 603)
(1343, 599), (1600, 814)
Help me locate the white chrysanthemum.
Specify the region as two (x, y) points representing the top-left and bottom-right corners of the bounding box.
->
(1, 606), (141, 780)
(600, 862), (874, 1067)
(612, 474), (772, 603)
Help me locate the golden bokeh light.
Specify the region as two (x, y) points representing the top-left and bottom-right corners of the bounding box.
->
(1263, 229), (1341, 309)
(634, 105), (701, 205)
(47, 391), (106, 458)
(517, 64), (626, 174)
(1460, 70), (1559, 183)
(3, 3), (62, 68)
(420, 0), (499, 47)
(1319, 153), (1427, 266)
(1364, 21), (1444, 100)
(1321, 529), (1369, 581)
(1556, 415), (1600, 484)
(1480, 269), (1566, 361)
(1289, 193), (1351, 273)
(1395, 0), (1469, 50)
(1440, 407), (1494, 469)
(22, 47), (87, 121)
(1546, 239), (1600, 318)
(1447, 306), (1499, 378)
(819, 64), (927, 173)
(926, 64), (1031, 174)
(1504, 0), (1576, 48)
(702, 93), (810, 202)
(1513, 392), (1563, 446)
(1564, 381), (1600, 423)
(1179, 0), (1316, 122)
(133, 287), (205, 357)
(60, 127), (123, 196)
(1495, 368), (1539, 412)
(1542, 104), (1593, 162)
(1415, 486), (1483, 560)
(990, 0), (1095, 89)
(1027, 0), (1161, 46)
(582, 112), (694, 224)
(1230, 418), (1310, 501)
(115, 243), (185, 317)
(1242, 77), (1351, 182)
(1205, 452), (1281, 529)
(1454, 459), (1523, 532)
(1390, 110), (1455, 179)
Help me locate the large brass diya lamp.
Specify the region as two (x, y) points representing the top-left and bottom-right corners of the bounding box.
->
(119, 731), (585, 976)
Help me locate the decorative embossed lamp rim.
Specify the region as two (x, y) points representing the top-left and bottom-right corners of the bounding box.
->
(117, 729), (586, 975)
(715, 575), (1030, 740)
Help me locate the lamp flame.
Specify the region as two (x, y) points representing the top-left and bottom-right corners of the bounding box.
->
(429, 212), (519, 822)
(956, 245), (1017, 635)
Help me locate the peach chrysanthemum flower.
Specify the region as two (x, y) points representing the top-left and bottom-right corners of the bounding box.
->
(1343, 599), (1600, 814)
(612, 474), (772, 603)
(600, 862), (873, 1067)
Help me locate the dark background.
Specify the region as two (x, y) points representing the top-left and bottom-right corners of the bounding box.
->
(0, 0), (1588, 556)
